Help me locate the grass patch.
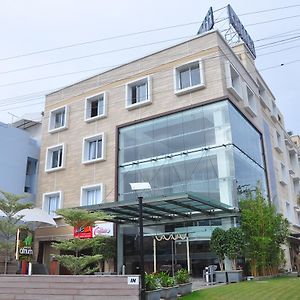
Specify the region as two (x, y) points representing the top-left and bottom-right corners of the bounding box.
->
(181, 277), (300, 300)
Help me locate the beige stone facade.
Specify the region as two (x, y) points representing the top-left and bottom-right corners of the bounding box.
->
(36, 30), (300, 272)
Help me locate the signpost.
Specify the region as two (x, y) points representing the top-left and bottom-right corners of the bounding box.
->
(16, 228), (34, 275)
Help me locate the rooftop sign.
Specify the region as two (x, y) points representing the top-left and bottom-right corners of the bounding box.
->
(227, 4), (256, 58)
(197, 7), (214, 35)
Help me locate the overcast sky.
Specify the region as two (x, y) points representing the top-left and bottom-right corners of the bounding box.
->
(0, 0), (299, 133)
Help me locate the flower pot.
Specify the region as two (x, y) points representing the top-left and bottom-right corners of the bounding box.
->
(178, 282), (192, 295)
(160, 286), (178, 300)
(227, 270), (243, 283)
(215, 271), (227, 283)
(145, 289), (161, 300)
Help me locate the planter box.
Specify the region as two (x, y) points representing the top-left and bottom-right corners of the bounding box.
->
(227, 270), (243, 283)
(160, 286), (178, 300)
(178, 282), (192, 295)
(145, 289), (161, 300)
(215, 271), (227, 283)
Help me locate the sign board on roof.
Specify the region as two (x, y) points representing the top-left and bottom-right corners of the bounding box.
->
(197, 7), (214, 35)
(227, 4), (256, 58)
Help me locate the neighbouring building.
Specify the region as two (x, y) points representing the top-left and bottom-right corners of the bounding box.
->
(0, 114), (41, 204)
(35, 6), (300, 275)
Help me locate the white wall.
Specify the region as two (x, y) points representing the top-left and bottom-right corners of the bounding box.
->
(0, 122), (40, 203)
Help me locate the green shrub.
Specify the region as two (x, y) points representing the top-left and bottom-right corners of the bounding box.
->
(158, 272), (175, 287)
(145, 273), (160, 291)
(175, 268), (190, 284)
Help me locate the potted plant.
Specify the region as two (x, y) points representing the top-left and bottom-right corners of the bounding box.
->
(210, 227), (227, 283)
(225, 227), (244, 282)
(158, 272), (178, 300)
(145, 273), (161, 300)
(175, 269), (192, 295)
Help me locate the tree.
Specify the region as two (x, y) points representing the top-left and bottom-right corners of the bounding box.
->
(239, 187), (289, 276)
(0, 191), (33, 274)
(210, 227), (226, 271)
(225, 227), (244, 270)
(92, 236), (116, 272)
(52, 208), (109, 275)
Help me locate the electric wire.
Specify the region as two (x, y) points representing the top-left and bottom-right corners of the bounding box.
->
(0, 4), (299, 63)
(0, 30), (299, 91)
(0, 56), (298, 117)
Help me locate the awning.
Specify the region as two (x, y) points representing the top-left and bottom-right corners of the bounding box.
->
(85, 192), (239, 226)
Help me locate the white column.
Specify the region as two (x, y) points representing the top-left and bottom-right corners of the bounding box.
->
(153, 238), (157, 273)
(28, 262), (32, 275)
(186, 236), (191, 274)
(217, 151), (232, 206)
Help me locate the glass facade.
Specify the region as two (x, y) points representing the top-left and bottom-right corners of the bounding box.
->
(117, 99), (267, 275)
(118, 100), (266, 206)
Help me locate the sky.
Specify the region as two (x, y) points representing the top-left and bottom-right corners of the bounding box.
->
(0, 0), (300, 133)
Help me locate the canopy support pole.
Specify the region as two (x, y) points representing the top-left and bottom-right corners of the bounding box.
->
(186, 235), (191, 274)
(153, 238), (157, 273)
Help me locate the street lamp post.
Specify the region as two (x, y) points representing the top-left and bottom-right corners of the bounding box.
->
(138, 195), (145, 300)
(130, 182), (151, 300)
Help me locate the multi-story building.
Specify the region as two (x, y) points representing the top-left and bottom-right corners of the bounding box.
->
(35, 24), (300, 274)
(0, 114), (41, 204)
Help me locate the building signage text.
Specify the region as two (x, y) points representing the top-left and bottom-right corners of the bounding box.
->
(197, 7), (214, 35)
(227, 4), (256, 58)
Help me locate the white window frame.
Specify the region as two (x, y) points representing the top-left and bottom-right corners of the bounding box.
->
(174, 59), (205, 95)
(257, 80), (271, 110)
(225, 60), (243, 101)
(42, 191), (63, 218)
(45, 143), (66, 172)
(80, 183), (104, 206)
(84, 92), (107, 122)
(274, 130), (283, 153)
(243, 83), (257, 117)
(285, 202), (292, 222)
(125, 76), (151, 110)
(48, 105), (68, 133)
(82, 133), (106, 164)
(279, 162), (288, 186)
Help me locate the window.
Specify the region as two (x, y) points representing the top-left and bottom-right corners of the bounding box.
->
(81, 184), (103, 206)
(280, 162), (288, 185)
(225, 61), (243, 101)
(82, 133), (105, 164)
(257, 80), (270, 109)
(85, 92), (107, 122)
(45, 144), (65, 172)
(174, 60), (205, 95)
(48, 106), (68, 133)
(286, 202), (292, 222)
(126, 77), (151, 109)
(274, 130), (283, 153)
(243, 84), (257, 117)
(43, 192), (62, 217)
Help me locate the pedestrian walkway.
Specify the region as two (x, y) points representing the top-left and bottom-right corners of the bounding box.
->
(191, 277), (225, 291)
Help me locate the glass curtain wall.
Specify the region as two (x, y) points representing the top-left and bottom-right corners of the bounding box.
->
(118, 100), (267, 275)
(118, 100), (266, 206)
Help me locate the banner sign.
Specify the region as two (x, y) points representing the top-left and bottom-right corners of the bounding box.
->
(74, 226), (93, 239)
(16, 228), (33, 261)
(74, 223), (114, 238)
(197, 7), (214, 35)
(227, 4), (256, 58)
(93, 222), (114, 237)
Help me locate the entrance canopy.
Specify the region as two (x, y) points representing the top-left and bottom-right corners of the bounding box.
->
(87, 192), (239, 226)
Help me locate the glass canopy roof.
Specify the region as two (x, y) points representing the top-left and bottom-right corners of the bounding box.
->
(85, 192), (239, 226)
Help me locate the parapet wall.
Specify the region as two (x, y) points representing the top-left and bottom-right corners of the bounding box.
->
(0, 275), (140, 300)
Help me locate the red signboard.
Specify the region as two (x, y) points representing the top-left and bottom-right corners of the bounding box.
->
(73, 226), (93, 239)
